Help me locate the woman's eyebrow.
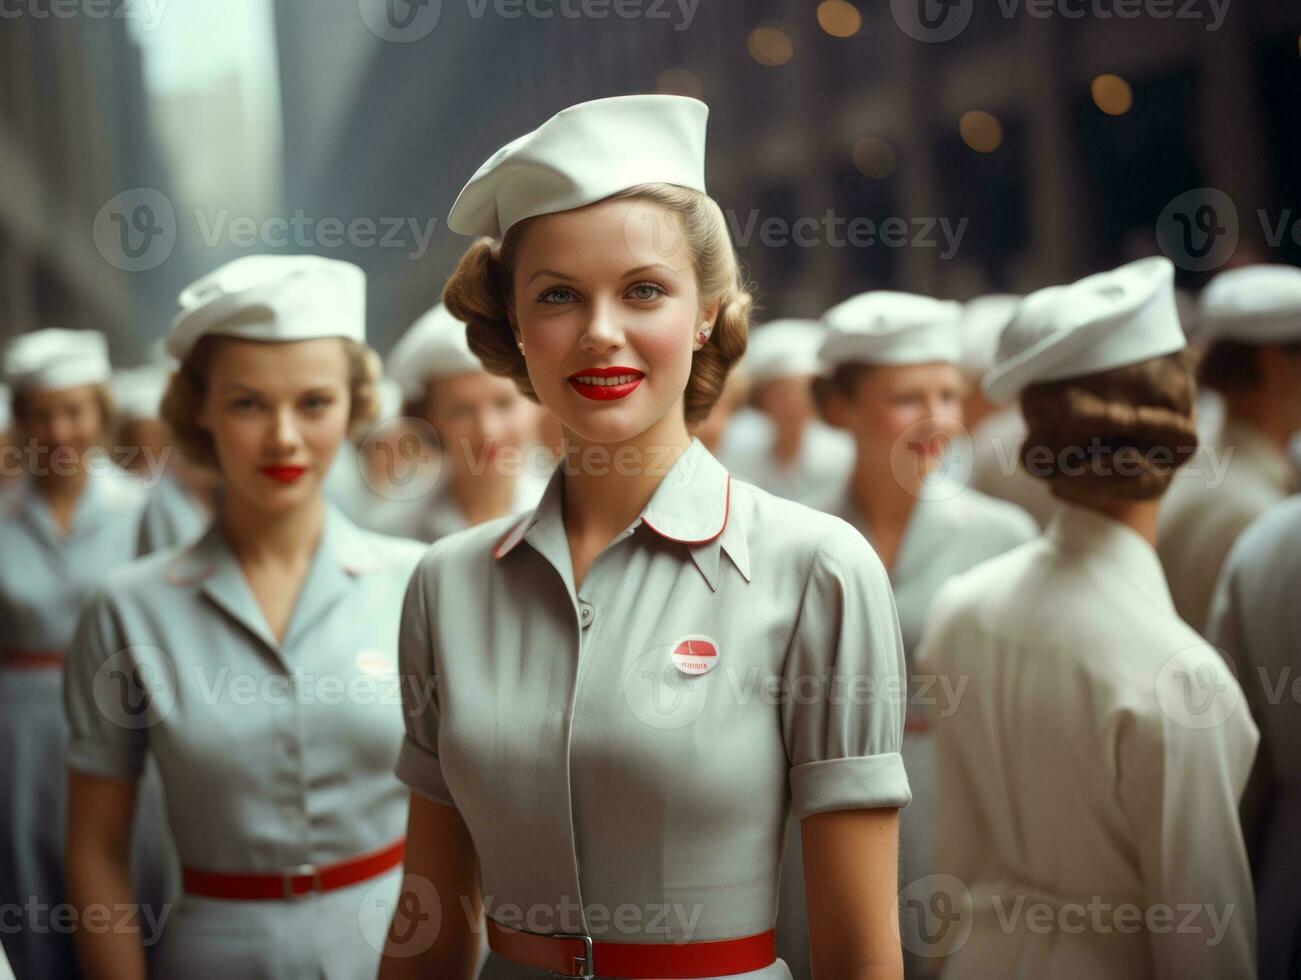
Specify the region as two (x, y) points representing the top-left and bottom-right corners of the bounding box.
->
(524, 268), (576, 286)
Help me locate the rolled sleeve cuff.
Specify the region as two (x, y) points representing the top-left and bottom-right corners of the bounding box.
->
(395, 736), (455, 807)
(790, 752), (912, 819)
(65, 738), (145, 780)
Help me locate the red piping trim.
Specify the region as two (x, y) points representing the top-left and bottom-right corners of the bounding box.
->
(641, 474), (731, 545)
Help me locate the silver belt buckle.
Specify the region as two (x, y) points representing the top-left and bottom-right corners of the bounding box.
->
(282, 863), (323, 900)
(546, 931), (594, 979)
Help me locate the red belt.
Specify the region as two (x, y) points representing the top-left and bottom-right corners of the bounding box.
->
(486, 918), (776, 979)
(904, 715), (931, 735)
(182, 838), (405, 900)
(1, 649), (65, 670)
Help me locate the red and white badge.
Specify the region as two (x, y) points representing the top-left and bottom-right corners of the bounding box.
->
(671, 635), (720, 676)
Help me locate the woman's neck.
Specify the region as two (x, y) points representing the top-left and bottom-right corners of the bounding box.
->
(451, 462), (519, 523)
(222, 491), (326, 568)
(770, 418), (805, 468)
(560, 408), (694, 547)
(1069, 496), (1161, 547)
(848, 454), (918, 536)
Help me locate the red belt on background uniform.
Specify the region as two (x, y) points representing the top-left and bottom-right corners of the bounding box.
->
(0, 649), (65, 670)
(487, 917), (776, 979)
(182, 838), (405, 900)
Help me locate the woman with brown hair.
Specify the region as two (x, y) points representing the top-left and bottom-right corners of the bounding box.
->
(0, 328), (172, 979)
(917, 257), (1258, 979)
(62, 255), (425, 979)
(380, 95), (911, 980)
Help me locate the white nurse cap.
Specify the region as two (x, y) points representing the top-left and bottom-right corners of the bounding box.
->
(819, 292), (963, 369)
(982, 256), (1185, 403)
(1197, 264), (1301, 344)
(744, 319), (826, 384)
(958, 294), (1021, 378)
(3, 328), (112, 393)
(375, 377), (405, 423)
(166, 254), (366, 361)
(386, 303), (484, 400)
(447, 94), (709, 239)
(112, 365), (171, 421)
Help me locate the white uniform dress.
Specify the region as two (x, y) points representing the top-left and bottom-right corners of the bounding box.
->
(63, 503), (424, 980)
(918, 502), (1258, 979)
(776, 478), (1035, 977)
(1207, 495), (1301, 980)
(722, 412), (854, 508)
(1157, 418), (1294, 634)
(0, 464), (173, 979)
(395, 437), (912, 979)
(375, 470), (548, 545)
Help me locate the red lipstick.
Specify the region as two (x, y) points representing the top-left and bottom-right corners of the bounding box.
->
(566, 365), (644, 401)
(262, 465), (308, 484)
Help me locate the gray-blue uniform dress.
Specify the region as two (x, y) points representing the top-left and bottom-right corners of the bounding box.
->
(396, 437), (912, 979)
(0, 463), (173, 979)
(63, 503), (424, 979)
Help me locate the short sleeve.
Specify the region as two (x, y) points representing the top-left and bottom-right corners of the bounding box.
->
(63, 587), (149, 779)
(393, 558), (455, 806)
(782, 528), (912, 818)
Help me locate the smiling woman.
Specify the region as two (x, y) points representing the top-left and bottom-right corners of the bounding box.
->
(62, 255), (428, 980)
(384, 95), (912, 980)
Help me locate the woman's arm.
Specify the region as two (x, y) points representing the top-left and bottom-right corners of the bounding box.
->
(378, 793), (482, 980)
(802, 807), (903, 980)
(64, 770), (146, 980)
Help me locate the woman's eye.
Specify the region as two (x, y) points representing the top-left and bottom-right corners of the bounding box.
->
(302, 396), (334, 411)
(538, 287), (576, 305)
(627, 282), (665, 301)
(230, 397), (257, 411)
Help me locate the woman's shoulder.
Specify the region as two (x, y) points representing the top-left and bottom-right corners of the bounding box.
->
(727, 475), (888, 581)
(408, 510), (524, 581)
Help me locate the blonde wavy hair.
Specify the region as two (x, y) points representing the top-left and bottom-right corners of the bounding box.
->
(442, 183), (754, 425)
(160, 333), (382, 469)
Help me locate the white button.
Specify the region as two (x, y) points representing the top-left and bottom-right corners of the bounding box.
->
(579, 602), (595, 628)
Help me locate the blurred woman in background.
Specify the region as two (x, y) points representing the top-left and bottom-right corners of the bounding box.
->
(63, 255), (425, 980)
(0, 328), (172, 979)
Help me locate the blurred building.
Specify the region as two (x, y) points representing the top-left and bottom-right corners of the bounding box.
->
(274, 0), (1301, 347)
(0, 6), (177, 358)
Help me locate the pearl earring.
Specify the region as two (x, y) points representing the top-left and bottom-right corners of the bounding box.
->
(517, 341), (525, 354)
